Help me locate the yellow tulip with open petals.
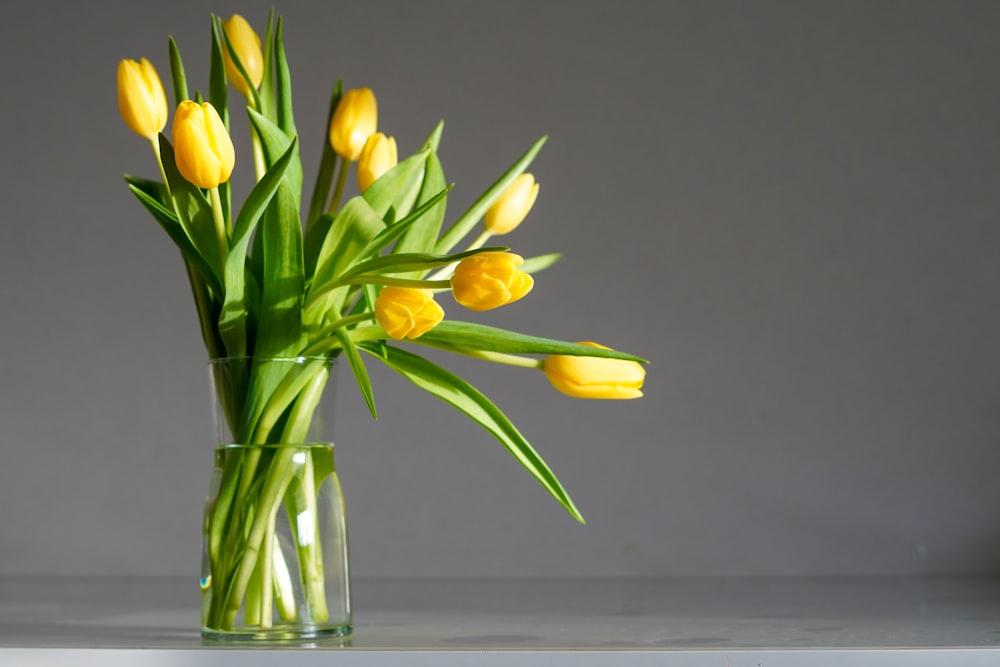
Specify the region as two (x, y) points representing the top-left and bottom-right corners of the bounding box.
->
(375, 287), (445, 340)
(222, 14), (264, 96)
(357, 133), (397, 191)
(484, 173), (539, 235)
(543, 342), (646, 399)
(450, 251), (533, 311)
(328, 88), (378, 161)
(172, 101), (235, 189)
(117, 58), (168, 140)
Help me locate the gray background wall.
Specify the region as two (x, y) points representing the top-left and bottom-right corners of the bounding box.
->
(2, 0), (1000, 579)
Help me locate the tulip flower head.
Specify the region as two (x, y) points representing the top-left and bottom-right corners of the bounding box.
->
(374, 287), (445, 340)
(450, 251), (534, 311)
(222, 14), (264, 97)
(328, 88), (378, 161)
(484, 173), (540, 235)
(543, 342), (646, 399)
(357, 133), (398, 192)
(171, 100), (235, 189)
(117, 58), (168, 140)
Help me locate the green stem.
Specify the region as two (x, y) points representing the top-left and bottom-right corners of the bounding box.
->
(417, 342), (544, 369)
(326, 156), (350, 216)
(426, 231), (491, 281)
(305, 277), (450, 313)
(209, 187), (229, 258)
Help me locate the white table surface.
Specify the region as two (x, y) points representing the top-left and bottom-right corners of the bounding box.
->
(3, 575), (1000, 665)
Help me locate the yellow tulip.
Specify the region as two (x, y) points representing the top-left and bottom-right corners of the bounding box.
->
(484, 173), (540, 235)
(450, 251), (533, 311)
(222, 15), (264, 96)
(543, 342), (646, 399)
(328, 88), (378, 161)
(357, 133), (398, 191)
(117, 58), (168, 140)
(374, 287), (445, 340)
(171, 100), (235, 189)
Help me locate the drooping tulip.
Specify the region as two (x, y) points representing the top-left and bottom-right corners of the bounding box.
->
(374, 287), (445, 340)
(357, 133), (398, 191)
(117, 58), (168, 140)
(328, 88), (378, 161)
(171, 100), (235, 189)
(222, 14), (264, 97)
(450, 251), (533, 311)
(542, 342), (646, 399)
(484, 173), (540, 235)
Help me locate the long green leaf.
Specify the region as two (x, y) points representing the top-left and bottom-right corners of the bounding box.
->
(309, 196), (385, 296)
(208, 15), (229, 128)
(125, 179), (222, 296)
(336, 328), (377, 419)
(217, 137), (299, 358)
(356, 186), (452, 259)
(247, 108), (302, 210)
(156, 136), (224, 281)
(254, 181), (304, 359)
(435, 136), (547, 254)
(361, 345), (584, 523)
(273, 16), (296, 137)
(418, 321), (649, 363)
(395, 150), (447, 265)
(519, 252), (562, 274)
(257, 9), (276, 122)
(167, 36), (189, 107)
(337, 247), (508, 282)
(362, 149), (429, 221)
(305, 81), (343, 248)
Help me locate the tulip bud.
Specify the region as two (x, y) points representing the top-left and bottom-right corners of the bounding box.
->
(117, 58), (168, 140)
(450, 252), (534, 312)
(171, 100), (235, 189)
(543, 342), (646, 399)
(375, 287), (445, 340)
(328, 88), (378, 161)
(357, 133), (398, 191)
(484, 173), (540, 235)
(222, 14), (264, 97)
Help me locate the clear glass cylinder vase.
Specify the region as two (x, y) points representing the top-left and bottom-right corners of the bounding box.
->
(201, 357), (351, 640)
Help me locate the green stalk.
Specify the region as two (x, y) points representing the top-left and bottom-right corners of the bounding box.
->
(280, 370), (331, 622)
(326, 156), (350, 216)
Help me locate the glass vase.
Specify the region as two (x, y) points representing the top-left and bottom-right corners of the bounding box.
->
(200, 357), (351, 640)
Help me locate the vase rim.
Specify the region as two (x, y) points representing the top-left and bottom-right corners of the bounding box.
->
(208, 355), (335, 365)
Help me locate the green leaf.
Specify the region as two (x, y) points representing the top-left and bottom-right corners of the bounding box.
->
(519, 252), (562, 274)
(418, 321), (649, 363)
(309, 196), (385, 297)
(435, 136), (547, 254)
(257, 9), (276, 122)
(125, 178), (222, 296)
(273, 16), (296, 138)
(361, 345), (584, 523)
(422, 120), (444, 153)
(395, 150), (447, 265)
(362, 149), (429, 221)
(356, 186), (452, 259)
(167, 36), (189, 107)
(305, 81), (343, 243)
(337, 247), (508, 283)
(156, 136), (225, 281)
(336, 328), (377, 419)
(247, 107), (303, 210)
(217, 137), (299, 358)
(253, 181), (304, 359)
(208, 15), (229, 129)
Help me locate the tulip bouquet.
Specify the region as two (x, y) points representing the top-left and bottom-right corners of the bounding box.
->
(119, 11), (646, 636)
